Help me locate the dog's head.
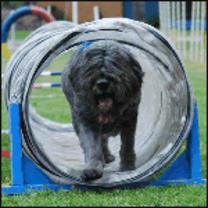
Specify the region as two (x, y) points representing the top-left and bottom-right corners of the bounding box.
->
(68, 41), (144, 123)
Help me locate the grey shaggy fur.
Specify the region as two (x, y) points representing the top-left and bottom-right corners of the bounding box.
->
(62, 40), (144, 181)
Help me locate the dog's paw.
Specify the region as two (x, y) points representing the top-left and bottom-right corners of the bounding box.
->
(81, 168), (103, 181)
(120, 151), (136, 171)
(104, 153), (115, 164)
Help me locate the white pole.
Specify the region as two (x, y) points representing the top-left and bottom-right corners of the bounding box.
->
(166, 2), (171, 39)
(162, 2), (167, 35)
(200, 2), (206, 63)
(181, 1), (186, 59)
(194, 1), (200, 61)
(162, 2), (166, 34)
(159, 2), (163, 32)
(11, 23), (16, 43)
(72, 1), (78, 24)
(171, 2), (176, 45)
(176, 1), (181, 54)
(10, 10), (16, 43)
(203, 1), (206, 65)
(93, 6), (100, 20)
(169, 2), (173, 41)
(161, 2), (166, 35)
(159, 1), (165, 33)
(47, 5), (51, 14)
(190, 2), (196, 60)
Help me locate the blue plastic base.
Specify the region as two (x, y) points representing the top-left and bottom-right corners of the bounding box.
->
(1, 101), (206, 195)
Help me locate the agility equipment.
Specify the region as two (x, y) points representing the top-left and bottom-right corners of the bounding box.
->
(1, 5), (54, 60)
(2, 70), (62, 78)
(1, 70), (62, 157)
(2, 19), (206, 194)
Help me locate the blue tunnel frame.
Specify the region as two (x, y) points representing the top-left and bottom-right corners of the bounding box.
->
(1, 101), (206, 194)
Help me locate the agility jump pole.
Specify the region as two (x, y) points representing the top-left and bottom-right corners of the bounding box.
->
(1, 5), (54, 60)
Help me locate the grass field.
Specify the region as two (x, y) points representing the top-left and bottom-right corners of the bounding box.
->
(1, 33), (207, 206)
(8, 30), (32, 40)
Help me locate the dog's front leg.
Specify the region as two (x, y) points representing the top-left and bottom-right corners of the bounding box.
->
(102, 136), (115, 164)
(78, 123), (104, 181)
(120, 114), (137, 171)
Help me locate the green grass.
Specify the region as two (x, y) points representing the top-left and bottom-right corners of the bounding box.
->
(184, 59), (207, 179)
(1, 50), (207, 206)
(30, 88), (72, 123)
(8, 30), (32, 40)
(1, 186), (206, 207)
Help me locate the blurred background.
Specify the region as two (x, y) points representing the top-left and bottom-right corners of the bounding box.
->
(1, 1), (207, 65)
(1, 1), (207, 206)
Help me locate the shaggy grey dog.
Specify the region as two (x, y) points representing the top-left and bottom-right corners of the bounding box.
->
(62, 40), (144, 181)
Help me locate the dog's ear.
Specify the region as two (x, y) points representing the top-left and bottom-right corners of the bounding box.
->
(68, 72), (77, 90)
(66, 52), (80, 90)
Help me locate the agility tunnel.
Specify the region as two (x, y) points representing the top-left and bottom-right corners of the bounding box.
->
(1, 5), (54, 60)
(3, 18), (201, 189)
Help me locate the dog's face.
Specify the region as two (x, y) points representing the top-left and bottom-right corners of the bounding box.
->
(68, 41), (144, 124)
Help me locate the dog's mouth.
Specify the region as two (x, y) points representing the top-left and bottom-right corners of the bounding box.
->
(96, 92), (114, 110)
(96, 93), (114, 125)
(98, 114), (114, 124)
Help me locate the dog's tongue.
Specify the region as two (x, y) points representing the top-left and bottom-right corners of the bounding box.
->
(98, 98), (113, 124)
(98, 115), (113, 124)
(99, 98), (113, 109)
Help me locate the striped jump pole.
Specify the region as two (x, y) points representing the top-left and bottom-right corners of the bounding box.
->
(2, 151), (10, 158)
(2, 71), (62, 79)
(33, 82), (61, 89)
(1, 70), (61, 157)
(2, 129), (10, 158)
(2, 10), (57, 159)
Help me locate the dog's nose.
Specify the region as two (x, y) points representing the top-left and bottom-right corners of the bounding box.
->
(96, 79), (109, 91)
